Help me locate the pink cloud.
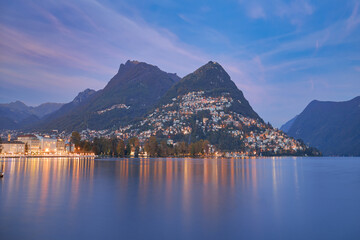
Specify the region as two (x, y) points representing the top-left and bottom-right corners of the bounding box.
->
(347, 1), (360, 33)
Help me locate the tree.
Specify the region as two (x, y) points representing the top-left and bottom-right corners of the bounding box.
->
(144, 136), (158, 157)
(82, 140), (92, 152)
(129, 137), (140, 148)
(25, 143), (29, 153)
(117, 140), (125, 157)
(92, 137), (101, 155)
(202, 140), (210, 154)
(189, 143), (196, 156)
(110, 137), (118, 156)
(175, 141), (187, 156)
(71, 131), (81, 148)
(134, 145), (140, 157)
(160, 140), (168, 157)
(125, 142), (131, 156)
(129, 137), (140, 157)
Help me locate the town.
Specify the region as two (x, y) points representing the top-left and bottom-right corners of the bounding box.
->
(114, 91), (310, 156)
(0, 91), (317, 157)
(0, 133), (66, 155)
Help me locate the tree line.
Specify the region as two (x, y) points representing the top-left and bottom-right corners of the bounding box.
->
(70, 132), (211, 157)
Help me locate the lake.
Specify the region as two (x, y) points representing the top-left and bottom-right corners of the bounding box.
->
(0, 157), (359, 239)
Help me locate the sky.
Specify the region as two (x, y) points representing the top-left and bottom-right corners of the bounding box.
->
(0, 0), (359, 127)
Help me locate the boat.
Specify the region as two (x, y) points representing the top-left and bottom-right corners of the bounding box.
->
(0, 164), (3, 178)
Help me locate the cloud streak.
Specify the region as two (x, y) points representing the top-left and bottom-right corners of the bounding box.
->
(0, 0), (210, 103)
(347, 1), (360, 32)
(239, 0), (314, 25)
(0, 0), (359, 127)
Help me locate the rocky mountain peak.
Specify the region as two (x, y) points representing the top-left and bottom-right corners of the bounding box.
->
(73, 89), (96, 104)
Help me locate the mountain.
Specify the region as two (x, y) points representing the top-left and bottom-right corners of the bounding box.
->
(37, 60), (180, 131)
(280, 115), (298, 132)
(0, 101), (63, 130)
(40, 88), (97, 124)
(72, 88), (96, 105)
(159, 61), (261, 120)
(282, 96), (360, 156)
(119, 61), (319, 156)
(0, 101), (33, 128)
(32, 103), (65, 118)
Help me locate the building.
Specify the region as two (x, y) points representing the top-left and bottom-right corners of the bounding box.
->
(0, 141), (25, 154)
(17, 134), (41, 153)
(16, 135), (68, 154)
(56, 139), (66, 153)
(38, 136), (58, 153)
(65, 142), (75, 153)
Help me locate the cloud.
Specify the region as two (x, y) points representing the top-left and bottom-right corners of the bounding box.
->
(0, 66), (103, 91)
(309, 79), (315, 91)
(248, 4), (266, 19)
(0, 24), (114, 75)
(347, 1), (360, 32)
(239, 0), (314, 25)
(0, 0), (210, 104)
(275, 0), (314, 18)
(260, 18), (356, 60)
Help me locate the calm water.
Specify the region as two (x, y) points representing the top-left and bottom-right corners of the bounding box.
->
(0, 157), (359, 240)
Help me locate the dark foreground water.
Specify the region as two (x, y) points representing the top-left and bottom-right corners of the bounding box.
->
(0, 157), (359, 240)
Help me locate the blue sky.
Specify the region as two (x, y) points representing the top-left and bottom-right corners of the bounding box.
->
(0, 0), (359, 127)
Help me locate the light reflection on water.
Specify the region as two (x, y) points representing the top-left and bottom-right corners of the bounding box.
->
(0, 157), (359, 240)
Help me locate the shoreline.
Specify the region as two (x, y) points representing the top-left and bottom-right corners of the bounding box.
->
(0, 156), (356, 161)
(0, 154), (96, 159)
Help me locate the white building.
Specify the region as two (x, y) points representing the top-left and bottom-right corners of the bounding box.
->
(38, 136), (58, 153)
(0, 141), (25, 154)
(17, 134), (41, 153)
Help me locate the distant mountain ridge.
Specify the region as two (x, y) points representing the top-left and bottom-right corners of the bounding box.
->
(280, 115), (298, 133)
(35, 88), (97, 129)
(281, 96), (360, 156)
(0, 101), (63, 130)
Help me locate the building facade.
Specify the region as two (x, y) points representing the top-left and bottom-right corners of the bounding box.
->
(56, 139), (66, 153)
(38, 137), (58, 153)
(14, 135), (69, 154)
(0, 141), (25, 154)
(17, 134), (41, 153)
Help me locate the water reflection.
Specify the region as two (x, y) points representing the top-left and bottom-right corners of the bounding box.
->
(1, 158), (94, 216)
(1, 157), (359, 240)
(0, 157), (288, 214)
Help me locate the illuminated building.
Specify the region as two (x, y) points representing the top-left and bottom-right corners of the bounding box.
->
(0, 141), (25, 154)
(15, 135), (69, 154)
(56, 139), (66, 153)
(17, 134), (41, 153)
(37, 136), (58, 153)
